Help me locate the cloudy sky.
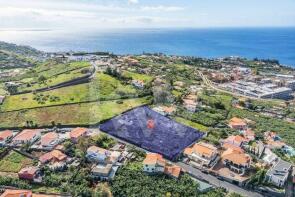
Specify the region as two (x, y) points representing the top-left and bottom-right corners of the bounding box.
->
(0, 0), (295, 31)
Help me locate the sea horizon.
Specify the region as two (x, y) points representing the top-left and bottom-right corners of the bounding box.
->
(1, 27), (295, 67)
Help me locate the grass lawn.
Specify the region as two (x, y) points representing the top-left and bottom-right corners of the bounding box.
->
(173, 116), (209, 132)
(0, 151), (33, 173)
(0, 97), (151, 128)
(1, 73), (138, 112)
(122, 71), (154, 83)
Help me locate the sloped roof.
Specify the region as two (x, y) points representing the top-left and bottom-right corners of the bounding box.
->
(0, 130), (13, 140)
(70, 127), (88, 139)
(41, 132), (58, 146)
(229, 117), (247, 126)
(13, 129), (40, 141)
(184, 142), (217, 158)
(143, 153), (166, 167)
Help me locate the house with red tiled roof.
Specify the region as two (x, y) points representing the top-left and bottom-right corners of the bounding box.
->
(0, 189), (32, 197)
(0, 130), (13, 146)
(242, 129), (255, 141)
(39, 150), (68, 170)
(18, 166), (41, 182)
(228, 117), (247, 131)
(70, 127), (88, 143)
(221, 145), (252, 175)
(183, 142), (219, 168)
(143, 153), (182, 179)
(0, 189), (64, 197)
(222, 135), (247, 147)
(41, 132), (60, 149)
(12, 129), (41, 145)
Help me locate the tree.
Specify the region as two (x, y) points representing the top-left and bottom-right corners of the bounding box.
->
(38, 75), (47, 84)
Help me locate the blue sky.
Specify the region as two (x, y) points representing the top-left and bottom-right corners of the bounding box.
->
(0, 0), (294, 30)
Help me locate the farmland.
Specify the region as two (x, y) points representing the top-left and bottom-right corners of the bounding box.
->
(1, 73), (138, 112)
(0, 97), (150, 128)
(0, 151), (33, 173)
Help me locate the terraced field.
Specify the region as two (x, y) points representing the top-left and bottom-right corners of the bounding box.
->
(0, 97), (150, 128)
(0, 151), (33, 173)
(1, 73), (138, 112)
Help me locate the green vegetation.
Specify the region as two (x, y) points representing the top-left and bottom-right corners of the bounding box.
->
(173, 116), (209, 132)
(1, 73), (139, 111)
(229, 108), (295, 147)
(0, 151), (33, 173)
(111, 162), (199, 197)
(0, 97), (150, 128)
(122, 70), (154, 83)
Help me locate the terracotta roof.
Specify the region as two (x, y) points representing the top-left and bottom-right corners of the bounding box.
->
(18, 166), (39, 175)
(222, 152), (251, 166)
(143, 153), (166, 166)
(0, 130), (13, 140)
(184, 142), (217, 158)
(224, 135), (246, 145)
(229, 117), (247, 126)
(0, 190), (32, 197)
(39, 150), (67, 163)
(70, 127), (88, 139)
(222, 143), (244, 153)
(41, 132), (58, 146)
(13, 129), (40, 141)
(162, 106), (176, 114)
(164, 165), (181, 178)
(87, 145), (109, 155)
(0, 190), (62, 197)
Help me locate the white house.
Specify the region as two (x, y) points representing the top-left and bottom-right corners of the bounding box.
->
(266, 159), (292, 187)
(86, 146), (121, 164)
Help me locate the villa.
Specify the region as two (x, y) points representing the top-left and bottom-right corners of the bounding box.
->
(228, 117), (247, 131)
(266, 159), (292, 187)
(91, 164), (119, 181)
(40, 132), (60, 149)
(12, 129), (41, 145)
(143, 153), (182, 179)
(39, 150), (68, 170)
(222, 135), (247, 147)
(18, 166), (42, 183)
(86, 145), (121, 164)
(221, 145), (252, 175)
(70, 127), (89, 143)
(183, 142), (219, 168)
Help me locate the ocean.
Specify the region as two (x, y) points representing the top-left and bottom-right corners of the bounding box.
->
(1, 27), (295, 67)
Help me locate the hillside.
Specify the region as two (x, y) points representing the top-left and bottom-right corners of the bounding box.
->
(0, 41), (43, 69)
(0, 41), (43, 57)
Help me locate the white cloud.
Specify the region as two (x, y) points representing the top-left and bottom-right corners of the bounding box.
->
(128, 0), (139, 5)
(141, 6), (184, 12)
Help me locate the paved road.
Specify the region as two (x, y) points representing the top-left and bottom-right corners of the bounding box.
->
(176, 162), (264, 197)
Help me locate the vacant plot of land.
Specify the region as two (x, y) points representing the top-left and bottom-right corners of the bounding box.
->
(0, 97), (150, 128)
(100, 106), (204, 160)
(0, 151), (33, 173)
(1, 73), (138, 112)
(15, 61), (91, 92)
(122, 71), (153, 83)
(173, 116), (209, 132)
